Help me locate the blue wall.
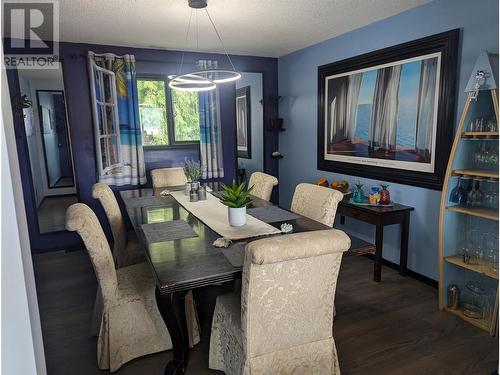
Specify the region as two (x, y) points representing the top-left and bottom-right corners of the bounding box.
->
(278, 0), (499, 280)
(7, 40), (279, 252)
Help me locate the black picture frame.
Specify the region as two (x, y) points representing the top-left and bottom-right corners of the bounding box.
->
(317, 29), (459, 190)
(236, 86), (252, 159)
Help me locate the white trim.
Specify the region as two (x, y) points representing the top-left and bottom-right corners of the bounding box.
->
(2, 56), (47, 375)
(88, 58), (122, 177)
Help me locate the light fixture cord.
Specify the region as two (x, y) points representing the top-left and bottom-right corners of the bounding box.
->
(204, 7), (236, 71)
(196, 10), (199, 52)
(178, 8), (194, 76)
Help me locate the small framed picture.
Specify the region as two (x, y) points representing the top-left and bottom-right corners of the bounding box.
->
(236, 86), (251, 159)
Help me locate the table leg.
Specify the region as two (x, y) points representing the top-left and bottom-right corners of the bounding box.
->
(374, 223), (383, 282)
(155, 287), (189, 375)
(400, 212), (410, 276)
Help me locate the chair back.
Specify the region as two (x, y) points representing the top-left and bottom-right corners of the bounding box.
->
(92, 182), (127, 255)
(248, 172), (278, 202)
(241, 229), (350, 358)
(291, 183), (343, 226)
(151, 167), (187, 188)
(66, 203), (118, 305)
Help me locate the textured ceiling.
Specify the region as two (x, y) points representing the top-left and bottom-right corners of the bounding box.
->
(54, 0), (429, 57)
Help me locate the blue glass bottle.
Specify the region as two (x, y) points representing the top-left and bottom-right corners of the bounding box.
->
(449, 177), (462, 204)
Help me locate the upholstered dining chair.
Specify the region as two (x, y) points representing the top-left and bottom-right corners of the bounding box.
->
(66, 203), (172, 372)
(209, 229), (350, 374)
(92, 183), (144, 269)
(291, 183), (344, 227)
(151, 167), (187, 188)
(248, 171), (279, 202)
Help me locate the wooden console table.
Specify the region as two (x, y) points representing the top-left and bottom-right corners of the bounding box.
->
(338, 200), (414, 282)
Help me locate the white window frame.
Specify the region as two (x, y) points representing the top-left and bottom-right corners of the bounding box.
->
(88, 60), (122, 176)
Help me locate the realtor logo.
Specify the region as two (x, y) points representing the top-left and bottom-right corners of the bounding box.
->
(3, 0), (59, 69)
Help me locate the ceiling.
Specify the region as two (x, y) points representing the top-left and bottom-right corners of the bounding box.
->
(55, 0), (429, 58)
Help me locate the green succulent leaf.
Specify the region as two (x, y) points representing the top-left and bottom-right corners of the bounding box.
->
(219, 179), (254, 208)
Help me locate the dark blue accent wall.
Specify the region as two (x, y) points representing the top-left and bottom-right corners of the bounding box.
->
(7, 40), (278, 253)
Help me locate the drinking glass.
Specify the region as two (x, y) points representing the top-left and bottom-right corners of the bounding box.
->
(462, 281), (486, 319)
(486, 118), (498, 132)
(488, 147), (498, 167)
(473, 142), (486, 168)
(482, 179), (499, 208)
(483, 233), (499, 273)
(469, 118), (485, 132)
(467, 180), (484, 207)
(459, 229), (474, 264)
(459, 177), (472, 206)
(467, 230), (484, 265)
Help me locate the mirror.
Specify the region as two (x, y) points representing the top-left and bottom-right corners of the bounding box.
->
(36, 90), (74, 188)
(236, 72), (264, 183)
(18, 64), (77, 233)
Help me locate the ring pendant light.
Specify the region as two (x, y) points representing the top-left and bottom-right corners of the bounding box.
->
(168, 0), (241, 92)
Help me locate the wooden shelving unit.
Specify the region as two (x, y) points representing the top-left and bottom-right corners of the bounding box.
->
(444, 255), (499, 280)
(438, 54), (499, 336)
(445, 205), (499, 221)
(444, 307), (491, 331)
(451, 169), (499, 180)
(461, 131), (499, 139)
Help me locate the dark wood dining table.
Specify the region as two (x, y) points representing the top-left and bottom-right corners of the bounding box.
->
(120, 186), (373, 375)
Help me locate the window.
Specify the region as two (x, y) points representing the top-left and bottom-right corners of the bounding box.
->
(172, 90), (200, 142)
(137, 79), (169, 146)
(137, 77), (200, 148)
(91, 63), (122, 175)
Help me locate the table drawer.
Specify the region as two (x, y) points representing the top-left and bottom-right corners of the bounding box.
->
(338, 204), (378, 224)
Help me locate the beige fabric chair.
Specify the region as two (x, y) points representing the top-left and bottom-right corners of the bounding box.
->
(93, 183), (201, 344)
(248, 172), (278, 202)
(66, 203), (172, 372)
(209, 229), (350, 374)
(92, 183), (144, 268)
(151, 167), (187, 188)
(291, 183), (344, 227)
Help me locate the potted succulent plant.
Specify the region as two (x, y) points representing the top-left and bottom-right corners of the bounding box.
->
(219, 180), (253, 226)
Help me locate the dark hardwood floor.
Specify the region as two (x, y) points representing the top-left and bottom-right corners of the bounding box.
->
(33, 250), (498, 375)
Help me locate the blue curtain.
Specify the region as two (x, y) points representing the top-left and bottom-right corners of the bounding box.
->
(197, 60), (224, 179)
(88, 52), (146, 186)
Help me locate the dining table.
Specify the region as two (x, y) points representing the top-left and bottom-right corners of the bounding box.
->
(120, 184), (372, 375)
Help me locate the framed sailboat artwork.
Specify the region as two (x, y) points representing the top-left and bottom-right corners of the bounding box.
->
(317, 29), (459, 190)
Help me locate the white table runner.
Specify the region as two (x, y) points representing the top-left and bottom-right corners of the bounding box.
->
(170, 190), (281, 240)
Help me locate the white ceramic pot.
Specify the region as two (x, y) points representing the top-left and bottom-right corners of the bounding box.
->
(228, 206), (246, 227)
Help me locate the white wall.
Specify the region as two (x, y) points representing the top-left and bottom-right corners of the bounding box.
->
(1, 65), (47, 374)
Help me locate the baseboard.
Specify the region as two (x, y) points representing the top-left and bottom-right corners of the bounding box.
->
(363, 253), (438, 288)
